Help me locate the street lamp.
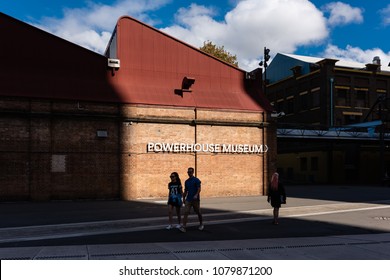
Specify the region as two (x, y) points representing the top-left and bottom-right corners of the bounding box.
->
(259, 47), (271, 95)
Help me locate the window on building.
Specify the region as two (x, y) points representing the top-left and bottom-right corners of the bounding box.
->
(344, 114), (361, 125)
(300, 157), (308, 171)
(336, 88), (351, 106)
(355, 89), (368, 108)
(276, 100), (284, 113)
(378, 93), (387, 100)
(300, 93), (309, 111)
(287, 168), (294, 181)
(376, 91), (387, 101)
(355, 77), (369, 88)
(277, 168), (284, 178)
(311, 157), (319, 171)
(287, 98), (294, 114)
(377, 79), (387, 88)
(312, 89), (320, 107)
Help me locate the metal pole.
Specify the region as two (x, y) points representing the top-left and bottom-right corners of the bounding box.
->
(379, 100), (385, 185)
(264, 47), (267, 95)
(330, 78), (334, 127)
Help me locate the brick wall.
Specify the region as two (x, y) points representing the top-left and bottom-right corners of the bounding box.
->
(0, 97), (120, 201)
(0, 99), (275, 201)
(120, 105), (274, 200)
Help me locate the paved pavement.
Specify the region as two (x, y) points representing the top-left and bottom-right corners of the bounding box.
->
(0, 185), (390, 260)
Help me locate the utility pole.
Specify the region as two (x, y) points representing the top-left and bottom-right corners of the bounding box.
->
(259, 47), (271, 95)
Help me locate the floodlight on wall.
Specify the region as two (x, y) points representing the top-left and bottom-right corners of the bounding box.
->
(175, 76), (196, 97)
(182, 76), (195, 91)
(97, 130), (108, 138)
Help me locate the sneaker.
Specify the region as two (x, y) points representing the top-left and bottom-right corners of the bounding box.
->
(179, 226), (186, 233)
(166, 225), (173, 230)
(198, 224), (204, 231)
(175, 224), (182, 229)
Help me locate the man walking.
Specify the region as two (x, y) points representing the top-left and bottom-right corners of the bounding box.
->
(179, 167), (204, 232)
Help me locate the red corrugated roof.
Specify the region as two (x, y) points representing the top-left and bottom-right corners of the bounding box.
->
(0, 12), (272, 112)
(109, 16), (272, 112)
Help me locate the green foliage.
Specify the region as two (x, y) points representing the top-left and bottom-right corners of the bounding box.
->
(200, 40), (239, 67)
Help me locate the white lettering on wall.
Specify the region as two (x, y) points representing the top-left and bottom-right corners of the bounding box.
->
(146, 142), (268, 154)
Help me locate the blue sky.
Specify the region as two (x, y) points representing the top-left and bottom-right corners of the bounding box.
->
(1, 0), (390, 70)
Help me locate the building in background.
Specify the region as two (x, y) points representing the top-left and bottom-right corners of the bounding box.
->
(266, 53), (390, 185)
(0, 13), (275, 201)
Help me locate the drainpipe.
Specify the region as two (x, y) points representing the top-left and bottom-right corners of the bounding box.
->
(194, 107), (198, 177)
(262, 111), (266, 195)
(330, 77), (334, 127)
(329, 77), (335, 184)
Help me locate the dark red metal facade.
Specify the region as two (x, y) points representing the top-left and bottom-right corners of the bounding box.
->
(0, 12), (117, 103)
(0, 12), (272, 111)
(108, 16), (271, 111)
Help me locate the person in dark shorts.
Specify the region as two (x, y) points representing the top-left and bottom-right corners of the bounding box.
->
(179, 167), (203, 232)
(166, 172), (183, 230)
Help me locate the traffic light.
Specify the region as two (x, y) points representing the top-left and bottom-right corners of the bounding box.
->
(259, 47), (271, 68)
(264, 47), (271, 62)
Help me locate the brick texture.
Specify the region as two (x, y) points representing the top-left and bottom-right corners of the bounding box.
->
(0, 98), (275, 201)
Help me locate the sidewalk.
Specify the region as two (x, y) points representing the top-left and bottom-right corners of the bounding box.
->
(1, 233), (390, 260)
(0, 185), (389, 259)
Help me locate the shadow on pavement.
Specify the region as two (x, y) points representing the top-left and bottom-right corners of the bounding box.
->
(0, 185), (389, 249)
(285, 184), (390, 203)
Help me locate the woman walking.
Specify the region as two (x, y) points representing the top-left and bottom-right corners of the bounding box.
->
(166, 172), (183, 229)
(267, 172), (286, 225)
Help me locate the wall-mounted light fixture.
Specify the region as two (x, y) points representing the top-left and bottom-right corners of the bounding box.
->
(175, 76), (196, 96)
(182, 76), (195, 91)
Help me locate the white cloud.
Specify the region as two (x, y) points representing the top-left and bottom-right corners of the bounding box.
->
(162, 3), (225, 47)
(161, 0), (329, 70)
(379, 4), (390, 26)
(32, 0), (171, 53)
(323, 44), (390, 66)
(29, 0), (389, 72)
(30, 0), (329, 70)
(322, 2), (364, 26)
